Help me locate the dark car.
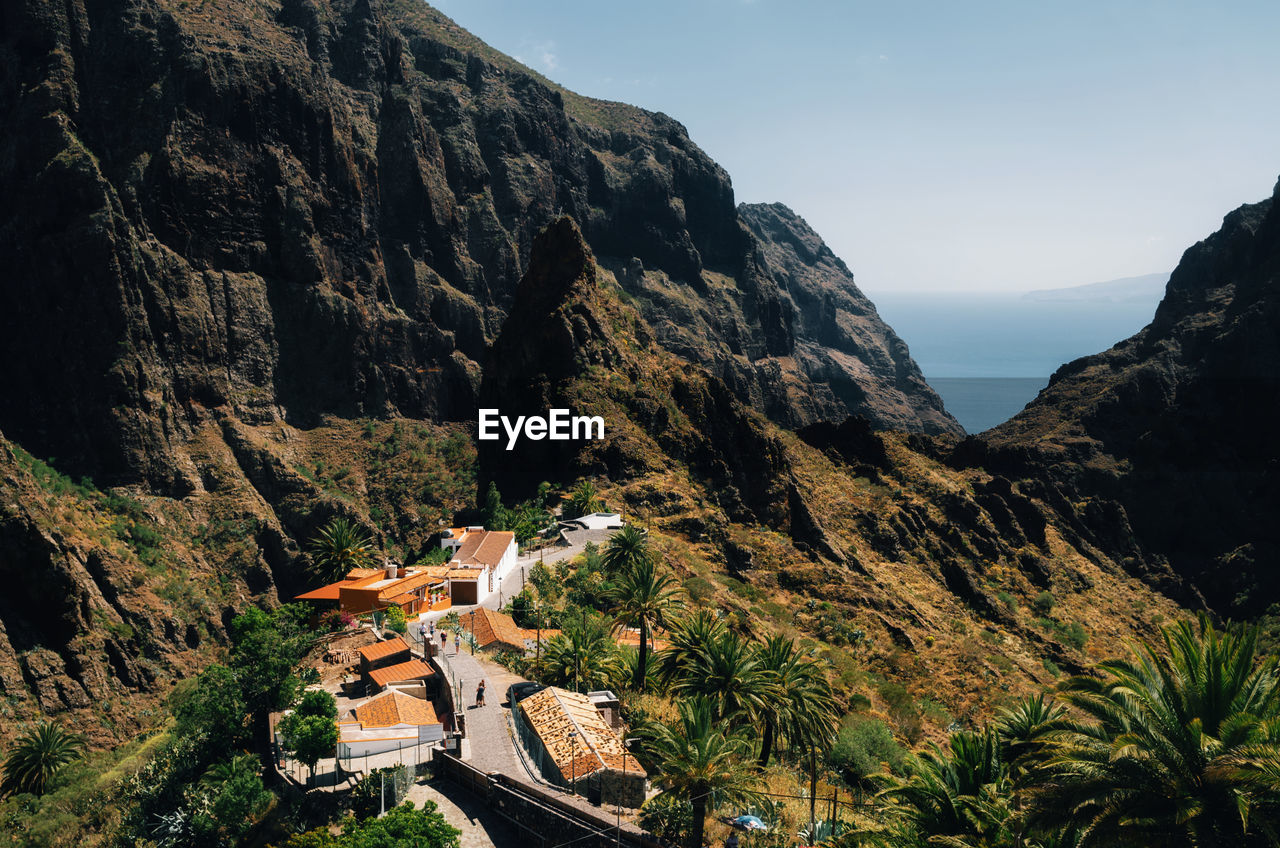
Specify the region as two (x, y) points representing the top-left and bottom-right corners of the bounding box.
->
(506, 681), (546, 706)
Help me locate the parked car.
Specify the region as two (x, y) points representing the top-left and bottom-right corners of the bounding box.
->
(506, 681), (546, 706)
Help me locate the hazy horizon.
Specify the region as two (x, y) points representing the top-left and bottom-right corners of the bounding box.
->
(429, 1), (1280, 294)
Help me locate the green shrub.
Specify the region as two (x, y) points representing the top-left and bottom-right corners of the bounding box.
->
(996, 591), (1018, 612)
(828, 716), (905, 790)
(1032, 591), (1056, 615)
(638, 795), (693, 843)
(384, 605), (408, 634)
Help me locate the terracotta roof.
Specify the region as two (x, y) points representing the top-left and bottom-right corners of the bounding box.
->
(447, 567), (484, 580)
(367, 658), (436, 688)
(346, 568), (384, 579)
(462, 608), (532, 651)
(352, 690), (440, 728)
(358, 636), (410, 662)
(519, 687), (645, 782)
(615, 631), (671, 651)
(295, 584), (343, 601)
(378, 571), (434, 599)
(452, 530), (515, 566)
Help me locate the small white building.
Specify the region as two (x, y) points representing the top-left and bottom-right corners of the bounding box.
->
(337, 690), (444, 760)
(560, 512), (624, 531)
(437, 527), (517, 604)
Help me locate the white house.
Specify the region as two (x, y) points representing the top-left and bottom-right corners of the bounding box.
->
(560, 512), (624, 531)
(336, 690), (444, 760)
(437, 527), (517, 604)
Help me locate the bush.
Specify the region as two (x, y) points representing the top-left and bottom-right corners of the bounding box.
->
(638, 795), (693, 843)
(385, 605), (408, 634)
(1032, 591), (1055, 615)
(829, 716), (905, 791)
(996, 591), (1018, 612)
(319, 609), (356, 632)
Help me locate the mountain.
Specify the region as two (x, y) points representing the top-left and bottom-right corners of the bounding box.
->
(0, 0), (1262, 784)
(1023, 272), (1169, 303)
(0, 0), (957, 500)
(965, 179), (1280, 615)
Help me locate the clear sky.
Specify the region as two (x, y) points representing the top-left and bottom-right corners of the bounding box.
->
(430, 1), (1279, 294)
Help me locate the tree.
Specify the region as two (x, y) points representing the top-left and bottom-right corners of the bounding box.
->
(605, 554), (683, 691)
(668, 629), (779, 727)
(564, 479), (603, 519)
(754, 635), (838, 768)
(191, 753), (273, 846)
(870, 728), (1016, 848)
(601, 525), (650, 575)
(537, 609), (624, 693)
(641, 698), (759, 848)
(0, 721), (84, 797)
(171, 663), (248, 751)
(279, 712), (339, 783)
(479, 481), (506, 529)
(307, 517), (377, 582)
(281, 801), (461, 848)
(230, 605), (312, 720)
(1028, 616), (1280, 847)
(653, 608), (728, 685)
(296, 688), (338, 720)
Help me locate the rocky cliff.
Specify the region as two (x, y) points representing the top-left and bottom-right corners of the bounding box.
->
(964, 178), (1280, 615)
(0, 0), (957, 498)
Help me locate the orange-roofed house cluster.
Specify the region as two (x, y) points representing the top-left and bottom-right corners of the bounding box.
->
(295, 527), (516, 616)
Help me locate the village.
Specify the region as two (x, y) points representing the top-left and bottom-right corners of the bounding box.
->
(276, 512), (660, 847)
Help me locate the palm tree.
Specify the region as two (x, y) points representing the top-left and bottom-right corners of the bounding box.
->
(1, 721), (85, 796)
(994, 693), (1064, 786)
(605, 554), (683, 691)
(537, 609), (625, 693)
(564, 480), (603, 519)
(602, 525), (650, 575)
(669, 629), (780, 727)
(653, 608), (728, 686)
(641, 698), (760, 848)
(754, 635), (838, 768)
(1028, 616), (1280, 847)
(306, 516), (377, 582)
(871, 728), (1017, 848)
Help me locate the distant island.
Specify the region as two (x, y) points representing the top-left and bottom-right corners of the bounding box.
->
(1023, 271), (1169, 303)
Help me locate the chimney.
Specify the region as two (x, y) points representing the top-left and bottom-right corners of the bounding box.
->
(385, 558), (398, 580)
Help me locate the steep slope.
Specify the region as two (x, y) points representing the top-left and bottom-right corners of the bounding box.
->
(481, 217), (1189, 722)
(0, 0), (956, 496)
(966, 178), (1280, 615)
(739, 203), (953, 432)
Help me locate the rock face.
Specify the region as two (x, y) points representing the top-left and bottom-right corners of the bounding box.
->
(0, 0), (957, 495)
(738, 203), (955, 433)
(478, 216), (792, 523)
(967, 179), (1280, 614)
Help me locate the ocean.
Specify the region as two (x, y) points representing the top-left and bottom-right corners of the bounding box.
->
(868, 292), (1162, 434)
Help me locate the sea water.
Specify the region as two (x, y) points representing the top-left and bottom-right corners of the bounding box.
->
(868, 293), (1162, 434)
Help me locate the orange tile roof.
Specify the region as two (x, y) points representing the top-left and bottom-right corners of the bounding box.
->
(447, 567), (483, 580)
(452, 530), (514, 566)
(519, 687), (645, 781)
(378, 571), (435, 599)
(367, 659), (435, 688)
(462, 608), (531, 652)
(358, 636), (410, 662)
(296, 584), (344, 601)
(353, 690), (440, 728)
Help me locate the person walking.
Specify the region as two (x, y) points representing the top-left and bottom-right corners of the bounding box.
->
(476, 679), (486, 707)
(454, 632), (461, 655)
(439, 630), (447, 652)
